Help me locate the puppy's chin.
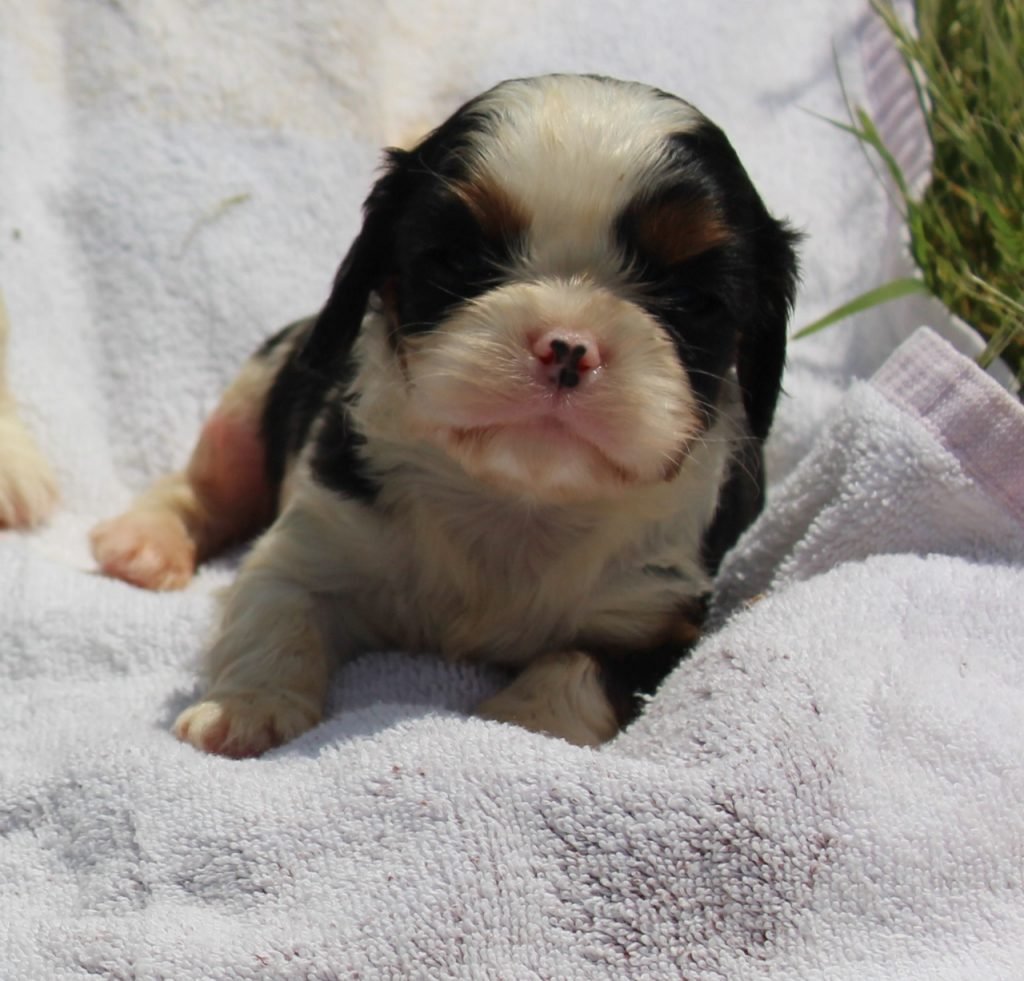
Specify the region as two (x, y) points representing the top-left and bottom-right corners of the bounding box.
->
(429, 419), (652, 503)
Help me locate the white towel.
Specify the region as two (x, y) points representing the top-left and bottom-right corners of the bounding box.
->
(2, 1), (1022, 977)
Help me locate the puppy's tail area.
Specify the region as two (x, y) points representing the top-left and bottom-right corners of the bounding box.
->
(0, 289), (59, 529)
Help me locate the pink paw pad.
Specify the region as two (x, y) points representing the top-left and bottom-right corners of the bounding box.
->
(90, 511), (196, 591)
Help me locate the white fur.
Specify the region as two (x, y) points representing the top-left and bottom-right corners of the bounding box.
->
(373, 281), (701, 501)
(0, 291), (58, 529)
(467, 76), (704, 279)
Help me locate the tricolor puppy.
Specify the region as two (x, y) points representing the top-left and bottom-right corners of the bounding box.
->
(91, 74), (799, 755)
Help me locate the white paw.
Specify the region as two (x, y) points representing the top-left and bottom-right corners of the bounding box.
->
(0, 408), (58, 529)
(173, 691), (321, 758)
(90, 510), (196, 590)
(476, 650), (620, 747)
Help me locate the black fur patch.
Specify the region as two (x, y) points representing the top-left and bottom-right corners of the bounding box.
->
(391, 187), (520, 339)
(309, 399), (378, 503)
(260, 320), (378, 505)
(615, 121), (798, 431)
(296, 91), (502, 372)
(255, 318), (309, 359)
(668, 123), (801, 440)
(592, 593), (710, 726)
(261, 94), (516, 505)
(617, 225), (740, 420)
(700, 435), (765, 576)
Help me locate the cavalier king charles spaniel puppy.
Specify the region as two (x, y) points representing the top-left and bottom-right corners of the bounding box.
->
(0, 290), (58, 529)
(91, 74), (799, 755)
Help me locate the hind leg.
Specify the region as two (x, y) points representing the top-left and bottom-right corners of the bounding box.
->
(91, 353), (282, 590)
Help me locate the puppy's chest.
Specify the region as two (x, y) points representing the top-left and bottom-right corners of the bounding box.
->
(351, 493), (707, 665)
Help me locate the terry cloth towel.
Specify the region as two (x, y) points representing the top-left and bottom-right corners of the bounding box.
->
(2, 0), (1024, 977)
(3, 328), (1023, 977)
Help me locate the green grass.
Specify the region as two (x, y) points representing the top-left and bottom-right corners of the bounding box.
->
(799, 0), (1024, 388)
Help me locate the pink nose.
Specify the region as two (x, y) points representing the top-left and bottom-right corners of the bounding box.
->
(532, 329), (602, 389)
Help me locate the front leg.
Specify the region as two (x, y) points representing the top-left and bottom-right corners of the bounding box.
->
(476, 650), (620, 747)
(476, 598), (707, 747)
(173, 497), (352, 757)
(173, 569), (329, 758)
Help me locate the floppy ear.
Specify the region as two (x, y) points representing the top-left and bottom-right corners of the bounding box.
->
(669, 121), (801, 441)
(735, 217), (801, 440)
(297, 149), (413, 372)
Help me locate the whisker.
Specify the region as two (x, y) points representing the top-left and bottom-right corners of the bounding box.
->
(426, 281), (476, 304)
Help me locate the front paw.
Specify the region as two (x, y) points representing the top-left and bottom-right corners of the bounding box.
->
(173, 691), (321, 758)
(476, 650), (620, 747)
(90, 511), (195, 591)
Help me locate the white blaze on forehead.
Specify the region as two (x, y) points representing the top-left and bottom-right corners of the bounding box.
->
(464, 76), (705, 274)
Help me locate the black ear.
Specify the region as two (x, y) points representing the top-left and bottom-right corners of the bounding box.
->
(736, 217), (801, 440)
(669, 121), (802, 442)
(297, 149), (413, 372)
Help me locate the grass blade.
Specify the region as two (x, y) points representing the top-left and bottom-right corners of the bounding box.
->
(793, 278), (929, 340)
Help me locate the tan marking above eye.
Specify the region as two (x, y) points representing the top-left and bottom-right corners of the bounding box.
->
(633, 195), (732, 266)
(451, 178), (529, 240)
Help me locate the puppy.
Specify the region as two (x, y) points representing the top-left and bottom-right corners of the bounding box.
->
(91, 74), (799, 754)
(0, 290), (58, 529)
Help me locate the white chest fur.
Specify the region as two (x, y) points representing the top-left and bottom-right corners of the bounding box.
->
(277, 415), (735, 667)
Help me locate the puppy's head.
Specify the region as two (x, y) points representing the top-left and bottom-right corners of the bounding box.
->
(304, 75), (799, 502)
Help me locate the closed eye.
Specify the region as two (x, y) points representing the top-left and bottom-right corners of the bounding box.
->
(398, 243), (507, 335)
(630, 255), (723, 316)
(414, 245), (502, 290)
